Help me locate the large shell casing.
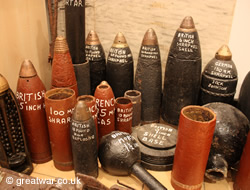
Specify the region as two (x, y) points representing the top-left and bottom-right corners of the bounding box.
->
(70, 100), (98, 177)
(106, 32), (134, 97)
(73, 61), (91, 96)
(162, 16), (201, 126)
(203, 102), (249, 181)
(51, 36), (78, 96)
(124, 90), (141, 127)
(44, 88), (76, 171)
(77, 95), (98, 146)
(171, 106), (216, 190)
(199, 45), (237, 105)
(135, 28), (162, 124)
(16, 60), (51, 164)
(238, 71), (250, 121)
(234, 132), (250, 190)
(0, 74), (33, 174)
(115, 97), (133, 134)
(94, 81), (115, 140)
(65, 0), (85, 64)
(86, 30), (106, 95)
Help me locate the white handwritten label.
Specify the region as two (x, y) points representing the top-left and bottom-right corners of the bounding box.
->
(96, 97), (115, 126)
(48, 107), (74, 124)
(140, 46), (159, 59)
(138, 124), (175, 148)
(86, 45), (103, 61)
(116, 107), (132, 122)
(112, 133), (139, 153)
(71, 121), (94, 142)
(176, 32), (198, 52)
(16, 90), (45, 111)
(209, 61), (234, 79)
(108, 47), (132, 64)
(65, 0), (83, 7)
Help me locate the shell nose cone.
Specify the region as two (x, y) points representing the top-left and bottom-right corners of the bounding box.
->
(180, 16), (195, 29)
(72, 100), (91, 121)
(142, 28), (158, 45)
(0, 74), (9, 93)
(215, 45), (232, 61)
(54, 36), (69, 53)
(113, 32), (128, 47)
(86, 30), (100, 45)
(19, 59), (37, 77)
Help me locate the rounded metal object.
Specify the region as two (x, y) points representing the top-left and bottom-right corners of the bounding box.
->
(98, 131), (167, 190)
(203, 102), (249, 181)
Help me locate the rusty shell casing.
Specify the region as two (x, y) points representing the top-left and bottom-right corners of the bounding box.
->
(65, 0), (85, 64)
(70, 100), (98, 177)
(124, 90), (141, 127)
(238, 71), (250, 122)
(94, 81), (115, 140)
(77, 95), (99, 146)
(115, 97), (133, 134)
(203, 102), (249, 181)
(16, 60), (51, 164)
(162, 16), (201, 126)
(234, 132), (250, 190)
(106, 32), (134, 98)
(0, 74), (33, 174)
(171, 106), (216, 190)
(51, 36), (78, 96)
(73, 61), (91, 96)
(135, 28), (162, 124)
(44, 88), (76, 171)
(86, 30), (106, 95)
(199, 45), (238, 105)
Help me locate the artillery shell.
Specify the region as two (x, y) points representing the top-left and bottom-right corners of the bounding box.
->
(70, 100), (98, 177)
(44, 88), (76, 171)
(16, 60), (51, 163)
(124, 90), (141, 127)
(171, 106), (216, 190)
(238, 71), (250, 121)
(115, 97), (133, 134)
(86, 30), (106, 95)
(234, 132), (250, 190)
(65, 0), (86, 64)
(106, 32), (134, 97)
(94, 81), (115, 140)
(0, 74), (33, 174)
(135, 28), (162, 124)
(51, 36), (78, 96)
(199, 45), (237, 105)
(77, 95), (99, 146)
(162, 16), (201, 126)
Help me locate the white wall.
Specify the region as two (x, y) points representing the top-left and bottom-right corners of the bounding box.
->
(229, 0), (250, 98)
